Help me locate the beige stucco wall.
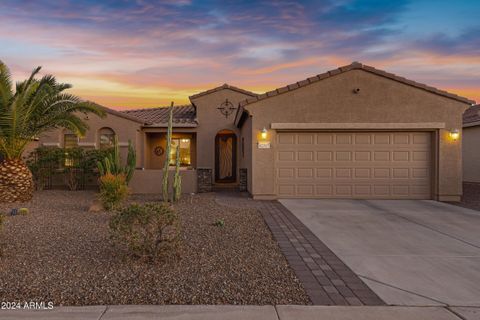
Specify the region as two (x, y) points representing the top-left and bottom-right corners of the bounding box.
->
(463, 125), (480, 183)
(129, 169), (197, 194)
(38, 112), (143, 166)
(239, 116), (253, 192)
(244, 69), (468, 201)
(191, 88), (254, 182)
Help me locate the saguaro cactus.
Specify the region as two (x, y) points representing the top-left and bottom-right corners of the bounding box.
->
(173, 144), (182, 202)
(162, 102), (174, 202)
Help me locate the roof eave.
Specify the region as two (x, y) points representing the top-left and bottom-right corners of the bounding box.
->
(238, 62), (475, 108)
(96, 105), (146, 124)
(189, 83), (257, 100)
(463, 121), (480, 128)
(142, 122), (198, 128)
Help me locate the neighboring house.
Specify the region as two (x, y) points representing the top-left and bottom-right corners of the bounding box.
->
(463, 104), (480, 184)
(37, 62), (474, 201)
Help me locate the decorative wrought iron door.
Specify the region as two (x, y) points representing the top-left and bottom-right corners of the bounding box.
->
(215, 134), (237, 182)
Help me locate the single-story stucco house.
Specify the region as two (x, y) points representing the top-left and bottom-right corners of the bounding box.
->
(463, 104), (480, 184)
(37, 62), (475, 201)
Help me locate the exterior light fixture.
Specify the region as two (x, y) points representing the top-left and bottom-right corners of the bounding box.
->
(261, 127), (268, 140)
(450, 129), (460, 141)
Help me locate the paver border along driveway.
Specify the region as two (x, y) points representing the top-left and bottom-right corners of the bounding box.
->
(215, 193), (384, 306)
(280, 199), (480, 307)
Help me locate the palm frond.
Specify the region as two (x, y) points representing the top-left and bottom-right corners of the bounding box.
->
(0, 62), (105, 160)
(0, 60), (13, 113)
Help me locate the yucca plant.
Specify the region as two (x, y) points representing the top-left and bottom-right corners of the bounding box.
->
(97, 136), (136, 185)
(0, 61), (105, 203)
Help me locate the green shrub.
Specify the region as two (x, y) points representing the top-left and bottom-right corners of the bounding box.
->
(213, 219), (225, 227)
(99, 173), (129, 210)
(27, 146), (113, 190)
(18, 208), (29, 215)
(109, 202), (179, 260)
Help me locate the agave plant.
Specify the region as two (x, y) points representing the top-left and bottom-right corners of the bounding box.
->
(0, 61), (105, 202)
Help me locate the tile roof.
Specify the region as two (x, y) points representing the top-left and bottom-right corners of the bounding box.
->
(85, 102), (147, 124)
(463, 104), (480, 126)
(122, 104), (197, 126)
(238, 62), (475, 107)
(189, 83), (258, 100)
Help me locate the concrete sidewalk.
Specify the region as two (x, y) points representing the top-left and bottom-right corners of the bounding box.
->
(1, 305), (479, 320)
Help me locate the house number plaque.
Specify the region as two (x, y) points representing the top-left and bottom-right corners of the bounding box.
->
(257, 142), (271, 149)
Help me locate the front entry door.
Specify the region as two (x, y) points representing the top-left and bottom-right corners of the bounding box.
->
(215, 133), (237, 183)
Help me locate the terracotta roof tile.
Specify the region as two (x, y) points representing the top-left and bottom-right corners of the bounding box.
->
(87, 103), (146, 124)
(464, 104), (480, 125)
(297, 79), (309, 86)
(238, 62), (475, 107)
(328, 69), (341, 76)
(267, 91), (277, 97)
(122, 105), (197, 126)
(257, 93), (268, 100)
(277, 86), (289, 94)
(317, 72), (329, 80)
(288, 83), (299, 90)
(189, 83), (257, 100)
(246, 97), (258, 104)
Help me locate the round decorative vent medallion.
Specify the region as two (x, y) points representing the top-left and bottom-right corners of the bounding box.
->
(154, 146), (164, 156)
(217, 99), (236, 118)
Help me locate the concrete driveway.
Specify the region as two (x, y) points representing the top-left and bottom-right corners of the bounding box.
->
(279, 199), (480, 307)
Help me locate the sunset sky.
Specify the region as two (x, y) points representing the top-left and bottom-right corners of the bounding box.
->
(1, 0), (479, 109)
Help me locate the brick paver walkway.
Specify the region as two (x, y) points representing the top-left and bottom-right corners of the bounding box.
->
(216, 193), (385, 306)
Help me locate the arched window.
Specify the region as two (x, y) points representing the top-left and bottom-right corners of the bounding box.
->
(99, 128), (115, 149)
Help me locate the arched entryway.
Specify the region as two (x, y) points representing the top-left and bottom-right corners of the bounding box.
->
(215, 129), (237, 183)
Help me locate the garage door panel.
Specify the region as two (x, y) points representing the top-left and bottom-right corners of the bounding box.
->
(316, 185), (333, 196)
(297, 133), (315, 144)
(298, 151), (314, 161)
(335, 134), (352, 144)
(317, 134), (334, 144)
(276, 132), (432, 199)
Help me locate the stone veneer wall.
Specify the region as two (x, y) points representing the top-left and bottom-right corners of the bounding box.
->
(197, 167), (213, 193)
(239, 168), (247, 192)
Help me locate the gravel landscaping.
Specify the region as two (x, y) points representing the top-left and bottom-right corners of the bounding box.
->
(0, 191), (309, 306)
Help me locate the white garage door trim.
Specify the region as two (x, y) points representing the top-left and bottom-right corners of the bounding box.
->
(275, 131), (433, 199)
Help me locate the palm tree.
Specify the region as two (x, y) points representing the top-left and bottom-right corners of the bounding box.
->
(0, 61), (105, 202)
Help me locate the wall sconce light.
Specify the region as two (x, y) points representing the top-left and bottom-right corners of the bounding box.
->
(261, 127), (268, 140)
(450, 129), (460, 141)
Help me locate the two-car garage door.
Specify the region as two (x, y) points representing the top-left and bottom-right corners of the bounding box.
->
(275, 132), (432, 199)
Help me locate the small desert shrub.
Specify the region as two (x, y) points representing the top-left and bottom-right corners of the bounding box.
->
(109, 202), (179, 260)
(213, 219), (225, 227)
(18, 208), (29, 215)
(99, 173), (129, 210)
